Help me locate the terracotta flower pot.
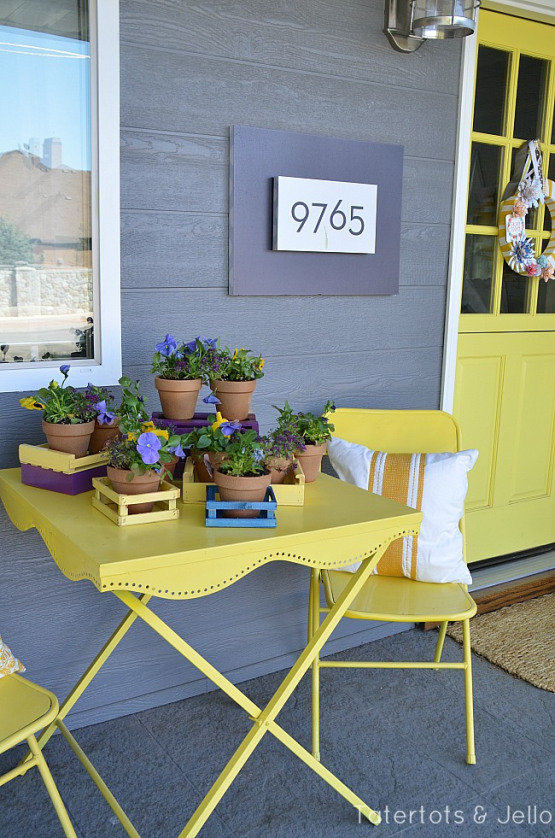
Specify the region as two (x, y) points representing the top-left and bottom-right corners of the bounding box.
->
(210, 379), (256, 421)
(89, 418), (120, 454)
(266, 456), (293, 484)
(155, 376), (202, 421)
(42, 419), (95, 457)
(190, 450), (227, 483)
(213, 469), (271, 518)
(294, 443), (327, 483)
(106, 466), (161, 514)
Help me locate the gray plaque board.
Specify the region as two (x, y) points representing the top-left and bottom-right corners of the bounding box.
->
(229, 125), (403, 296)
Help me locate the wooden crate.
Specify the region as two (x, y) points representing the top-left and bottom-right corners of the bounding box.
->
(19, 443), (108, 495)
(205, 485), (277, 528)
(91, 477), (180, 526)
(182, 457), (305, 505)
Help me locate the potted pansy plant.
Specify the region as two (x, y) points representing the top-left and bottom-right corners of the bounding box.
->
(273, 400), (336, 483)
(151, 334), (217, 421)
(212, 426), (270, 518)
(19, 364), (97, 456)
(105, 376), (187, 513)
(182, 401), (241, 483)
(205, 344), (264, 421)
(84, 383), (120, 454)
(260, 419), (305, 484)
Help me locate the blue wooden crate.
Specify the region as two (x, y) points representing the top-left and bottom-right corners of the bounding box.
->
(205, 485), (277, 527)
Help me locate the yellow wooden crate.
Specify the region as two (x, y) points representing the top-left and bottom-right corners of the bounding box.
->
(91, 477), (180, 526)
(181, 457), (305, 505)
(19, 443), (108, 474)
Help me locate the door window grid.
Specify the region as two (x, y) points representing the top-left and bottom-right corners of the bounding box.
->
(462, 36), (555, 318)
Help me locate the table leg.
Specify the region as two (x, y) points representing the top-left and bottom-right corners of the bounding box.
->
(115, 545), (389, 836)
(33, 593), (152, 752)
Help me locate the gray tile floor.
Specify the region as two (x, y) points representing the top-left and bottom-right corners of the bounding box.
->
(1, 629), (553, 838)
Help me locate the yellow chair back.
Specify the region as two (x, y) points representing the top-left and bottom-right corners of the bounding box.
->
(330, 408), (461, 454)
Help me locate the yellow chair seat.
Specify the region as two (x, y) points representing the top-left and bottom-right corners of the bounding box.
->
(0, 674), (58, 752)
(323, 571), (477, 623)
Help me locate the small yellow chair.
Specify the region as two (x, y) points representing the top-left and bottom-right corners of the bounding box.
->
(309, 408), (477, 765)
(0, 670), (140, 837)
(0, 673), (78, 837)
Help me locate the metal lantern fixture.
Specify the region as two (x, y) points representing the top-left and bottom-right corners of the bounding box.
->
(384, 0), (479, 53)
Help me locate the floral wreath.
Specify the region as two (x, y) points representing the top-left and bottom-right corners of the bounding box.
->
(497, 139), (555, 282)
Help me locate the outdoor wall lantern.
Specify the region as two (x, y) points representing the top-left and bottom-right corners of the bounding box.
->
(384, 0), (479, 53)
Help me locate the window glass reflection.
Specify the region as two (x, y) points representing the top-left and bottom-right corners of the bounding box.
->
(461, 235), (495, 314)
(514, 55), (547, 140)
(467, 143), (501, 226)
(500, 262), (528, 313)
(0, 4), (93, 365)
(474, 47), (508, 136)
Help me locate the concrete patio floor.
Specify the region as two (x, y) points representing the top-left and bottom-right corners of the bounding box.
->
(1, 628), (553, 838)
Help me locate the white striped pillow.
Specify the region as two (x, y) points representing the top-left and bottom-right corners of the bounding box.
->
(328, 438), (478, 584)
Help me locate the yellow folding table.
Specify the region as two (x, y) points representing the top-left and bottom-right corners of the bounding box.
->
(0, 468), (421, 836)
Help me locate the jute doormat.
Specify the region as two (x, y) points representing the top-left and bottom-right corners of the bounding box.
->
(447, 592), (555, 692)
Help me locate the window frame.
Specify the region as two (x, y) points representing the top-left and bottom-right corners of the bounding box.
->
(0, 0), (121, 393)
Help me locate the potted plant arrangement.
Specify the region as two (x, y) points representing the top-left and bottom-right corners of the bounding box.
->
(212, 426), (270, 518)
(19, 364), (97, 456)
(105, 376), (187, 513)
(273, 400), (336, 483)
(205, 344), (264, 421)
(182, 409), (241, 482)
(260, 420), (306, 484)
(151, 334), (217, 421)
(85, 384), (120, 454)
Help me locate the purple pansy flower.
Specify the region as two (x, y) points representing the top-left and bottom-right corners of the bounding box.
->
(168, 442), (186, 459)
(220, 420), (242, 437)
(155, 334), (178, 357)
(96, 399), (117, 425)
(203, 392), (221, 405)
(59, 364), (70, 376)
(136, 432), (162, 465)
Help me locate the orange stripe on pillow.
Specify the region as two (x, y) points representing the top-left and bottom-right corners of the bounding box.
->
(367, 452), (426, 579)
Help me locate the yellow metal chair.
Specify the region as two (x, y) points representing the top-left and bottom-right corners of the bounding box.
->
(0, 673), (78, 837)
(0, 672), (140, 837)
(309, 408), (477, 765)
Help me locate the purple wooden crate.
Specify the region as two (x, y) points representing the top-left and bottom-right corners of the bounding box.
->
(21, 463), (107, 495)
(151, 412), (260, 434)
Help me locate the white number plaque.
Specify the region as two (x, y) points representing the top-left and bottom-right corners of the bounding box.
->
(273, 176), (377, 254)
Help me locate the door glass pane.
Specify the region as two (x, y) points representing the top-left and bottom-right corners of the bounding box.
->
(537, 277), (555, 313)
(513, 55), (547, 140)
(500, 262), (529, 313)
(509, 146), (539, 228)
(0, 3), (93, 365)
(473, 47), (509, 136)
(467, 143), (502, 226)
(461, 235), (496, 313)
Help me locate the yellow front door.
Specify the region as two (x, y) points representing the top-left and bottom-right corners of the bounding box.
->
(454, 10), (555, 563)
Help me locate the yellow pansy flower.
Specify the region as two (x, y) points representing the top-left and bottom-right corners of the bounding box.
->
(49, 380), (59, 389)
(20, 397), (45, 411)
(153, 428), (169, 441)
(257, 358), (264, 370)
(141, 421), (156, 433)
(127, 431), (138, 442)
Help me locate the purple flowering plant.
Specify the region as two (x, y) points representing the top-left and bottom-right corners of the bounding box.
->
(205, 345), (265, 384)
(106, 376), (188, 478)
(273, 400), (336, 446)
(84, 383), (116, 425)
(151, 334), (218, 381)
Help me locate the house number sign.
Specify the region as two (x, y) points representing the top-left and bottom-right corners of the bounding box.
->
(273, 176), (378, 254)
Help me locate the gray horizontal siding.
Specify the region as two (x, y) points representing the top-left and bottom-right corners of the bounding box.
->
(0, 0), (460, 727)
